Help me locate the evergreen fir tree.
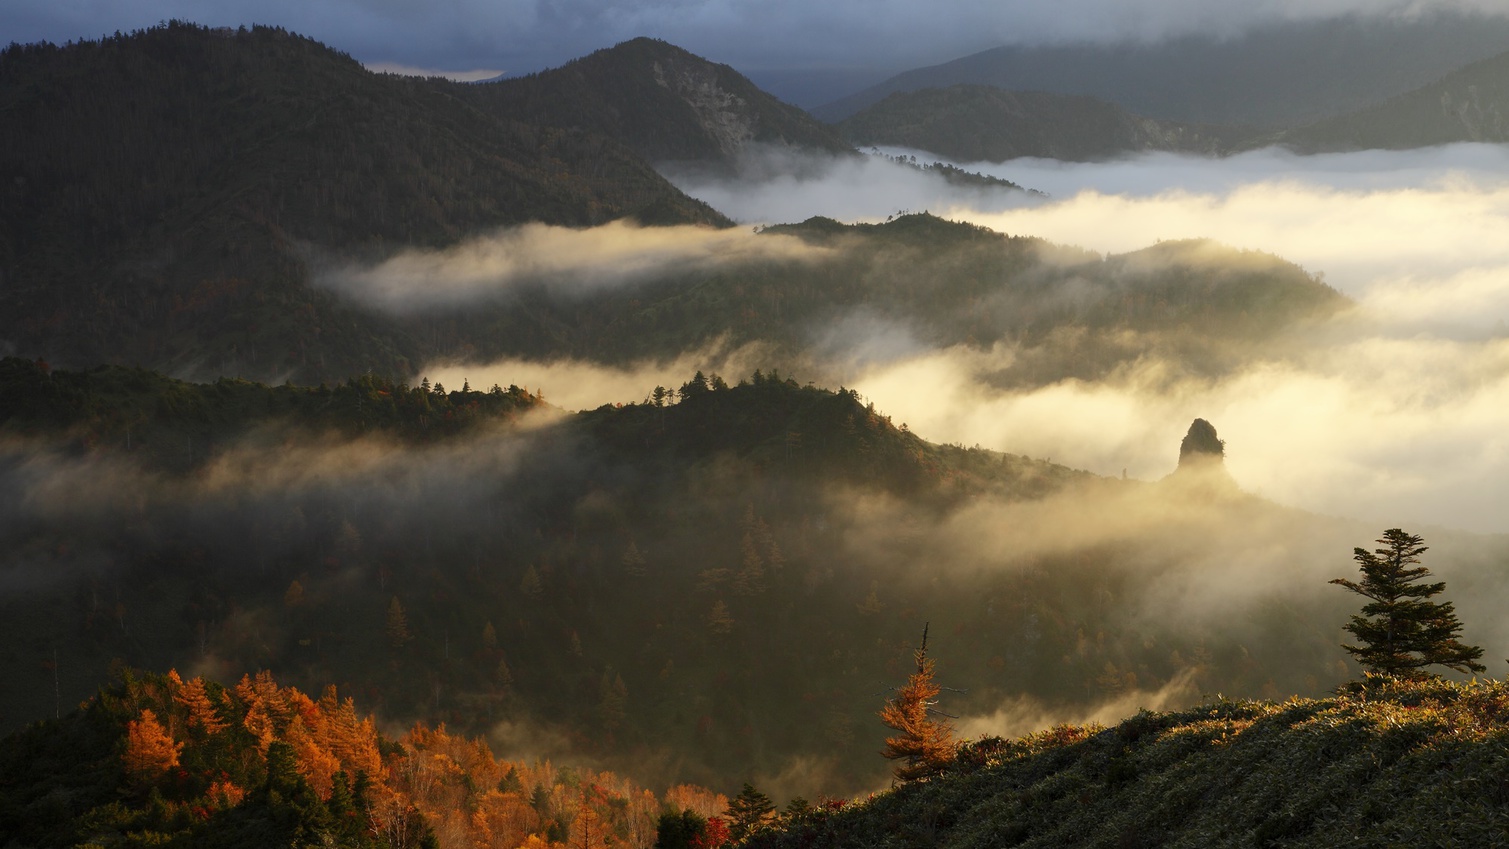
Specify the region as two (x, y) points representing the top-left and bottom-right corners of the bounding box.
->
(1330, 529), (1485, 678)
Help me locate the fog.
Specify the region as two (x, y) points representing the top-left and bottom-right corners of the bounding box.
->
(657, 144), (1509, 534)
(315, 221), (825, 313)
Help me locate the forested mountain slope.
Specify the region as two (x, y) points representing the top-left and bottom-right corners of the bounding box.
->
(8, 361), (1493, 799)
(1282, 48), (1509, 151)
(814, 12), (1509, 127)
(464, 38), (855, 168)
(0, 23), (726, 383)
(837, 85), (1257, 162)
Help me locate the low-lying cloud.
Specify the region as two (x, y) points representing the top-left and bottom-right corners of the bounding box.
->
(316, 221), (825, 313)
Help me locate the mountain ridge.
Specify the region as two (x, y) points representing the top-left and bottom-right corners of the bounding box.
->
(814, 12), (1509, 128)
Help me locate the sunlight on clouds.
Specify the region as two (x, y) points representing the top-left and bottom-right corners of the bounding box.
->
(850, 334), (1509, 534)
(317, 221), (825, 312)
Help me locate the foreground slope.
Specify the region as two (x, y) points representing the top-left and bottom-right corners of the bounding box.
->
(750, 677), (1509, 848)
(0, 23), (726, 382)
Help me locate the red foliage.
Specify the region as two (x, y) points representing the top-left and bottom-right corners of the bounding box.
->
(693, 816), (730, 849)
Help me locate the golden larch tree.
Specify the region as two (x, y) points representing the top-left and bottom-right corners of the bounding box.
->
(124, 708), (183, 781)
(879, 625), (957, 781)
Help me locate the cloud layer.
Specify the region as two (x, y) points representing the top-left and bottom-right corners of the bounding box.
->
(8, 0), (1506, 80)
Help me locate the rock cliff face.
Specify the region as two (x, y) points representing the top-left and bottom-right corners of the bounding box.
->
(1167, 417), (1239, 494)
(1177, 418), (1226, 469)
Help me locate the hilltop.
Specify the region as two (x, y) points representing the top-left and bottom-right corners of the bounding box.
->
(746, 676), (1509, 848)
(464, 38), (855, 169)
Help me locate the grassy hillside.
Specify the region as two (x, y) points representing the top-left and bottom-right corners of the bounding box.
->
(748, 676), (1509, 848)
(0, 22), (727, 383)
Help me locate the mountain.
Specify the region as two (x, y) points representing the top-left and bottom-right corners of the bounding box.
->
(836, 85), (1258, 162)
(0, 23), (728, 383)
(1281, 48), (1509, 152)
(466, 38), (855, 168)
(747, 677), (1509, 848)
(2, 357), (1443, 798)
(814, 12), (1509, 128)
(338, 216), (1347, 391)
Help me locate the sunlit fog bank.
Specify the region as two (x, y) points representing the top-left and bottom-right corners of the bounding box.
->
(658, 145), (1509, 534)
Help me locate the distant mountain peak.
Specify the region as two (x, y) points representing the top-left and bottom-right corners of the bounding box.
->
(470, 37), (853, 167)
(1178, 418), (1226, 468)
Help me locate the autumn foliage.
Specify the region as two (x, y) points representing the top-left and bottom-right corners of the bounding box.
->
(878, 630), (957, 781)
(11, 667), (731, 849)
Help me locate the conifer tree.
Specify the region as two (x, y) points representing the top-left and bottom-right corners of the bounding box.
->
(1330, 529), (1485, 678)
(879, 624), (956, 780)
(123, 708), (182, 782)
(725, 783), (775, 841)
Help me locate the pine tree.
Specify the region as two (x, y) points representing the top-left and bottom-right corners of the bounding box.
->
(879, 625), (956, 781)
(1330, 529), (1485, 678)
(725, 783), (775, 841)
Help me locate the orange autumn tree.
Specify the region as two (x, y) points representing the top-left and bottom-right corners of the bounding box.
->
(879, 624), (957, 781)
(124, 708), (183, 782)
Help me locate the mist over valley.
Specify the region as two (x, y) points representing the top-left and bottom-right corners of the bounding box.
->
(3, 12), (1509, 848)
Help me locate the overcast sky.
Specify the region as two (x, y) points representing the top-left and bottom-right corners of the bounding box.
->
(8, 0), (1509, 81)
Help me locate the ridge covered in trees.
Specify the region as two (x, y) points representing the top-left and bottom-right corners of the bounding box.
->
(462, 38), (855, 168)
(6, 361), (1472, 800)
(0, 22), (728, 382)
(0, 667), (729, 848)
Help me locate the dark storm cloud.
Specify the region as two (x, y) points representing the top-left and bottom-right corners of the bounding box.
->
(7, 1), (1506, 80)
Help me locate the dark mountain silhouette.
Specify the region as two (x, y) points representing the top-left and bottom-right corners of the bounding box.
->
(0, 23), (727, 383)
(466, 37), (855, 168)
(1281, 47), (1509, 151)
(814, 12), (1509, 128)
(1177, 418), (1225, 468)
(837, 85), (1258, 161)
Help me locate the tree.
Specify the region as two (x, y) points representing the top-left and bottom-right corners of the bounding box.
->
(879, 624), (956, 780)
(386, 596), (412, 650)
(655, 809), (706, 849)
(123, 708), (183, 782)
(1330, 529), (1485, 678)
(724, 783), (774, 841)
